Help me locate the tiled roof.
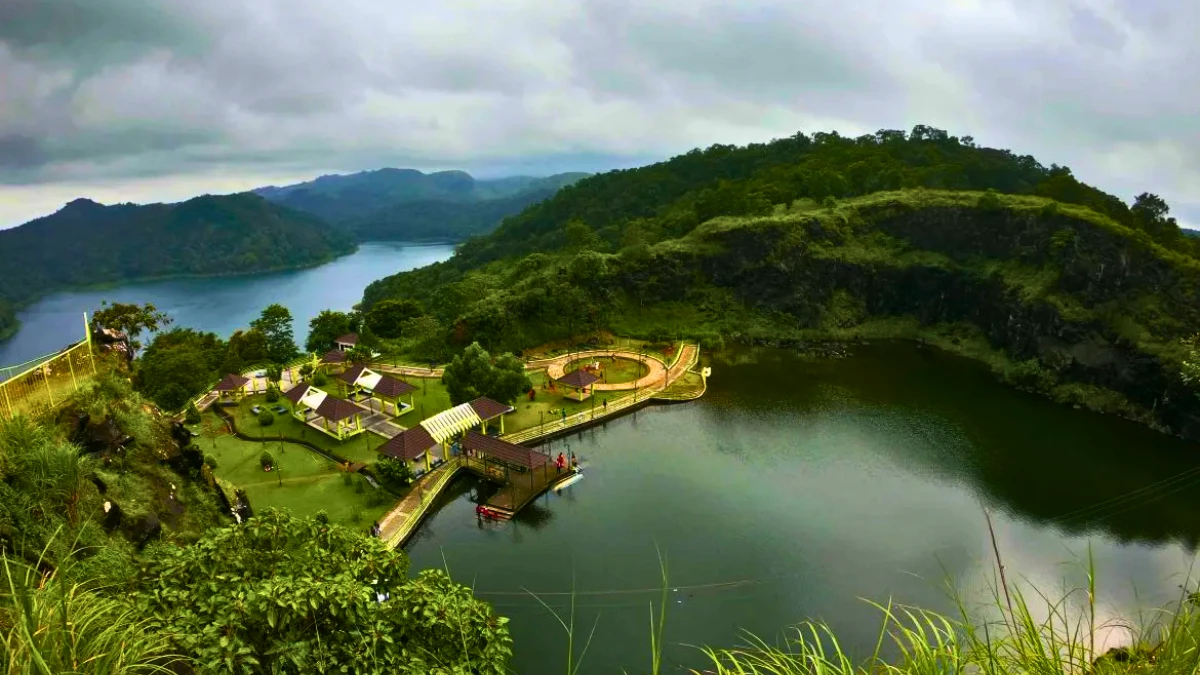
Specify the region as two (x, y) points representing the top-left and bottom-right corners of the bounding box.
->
(214, 373), (250, 391)
(462, 431), (547, 468)
(557, 369), (599, 388)
(468, 397), (514, 421)
(378, 426), (438, 461)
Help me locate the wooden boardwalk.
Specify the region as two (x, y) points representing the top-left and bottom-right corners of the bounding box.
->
(463, 457), (576, 518)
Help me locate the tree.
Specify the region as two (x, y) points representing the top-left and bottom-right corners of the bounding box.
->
(442, 342), (531, 406)
(346, 344), (374, 365)
(184, 403), (201, 424)
(373, 457), (415, 490)
(366, 299), (425, 339)
(91, 301), (171, 364)
(1183, 335), (1200, 395)
(258, 410), (275, 427)
(250, 304), (298, 363)
(136, 509), (512, 674)
(489, 352), (533, 404)
(136, 328), (226, 410)
(564, 218), (600, 252)
(259, 451), (275, 469)
(223, 328), (270, 372)
(306, 309), (354, 353)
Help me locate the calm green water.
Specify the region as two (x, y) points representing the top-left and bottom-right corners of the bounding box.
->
(0, 242), (454, 368)
(406, 344), (1200, 674)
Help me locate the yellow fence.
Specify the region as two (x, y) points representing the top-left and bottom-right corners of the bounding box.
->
(0, 314), (98, 421)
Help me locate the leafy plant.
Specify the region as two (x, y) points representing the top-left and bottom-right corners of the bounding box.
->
(373, 457), (415, 490)
(257, 409), (274, 427)
(265, 386), (280, 403)
(259, 451), (275, 470)
(135, 509), (513, 674)
(184, 403), (202, 425)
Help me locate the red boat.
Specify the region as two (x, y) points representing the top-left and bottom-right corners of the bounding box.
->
(476, 505), (504, 520)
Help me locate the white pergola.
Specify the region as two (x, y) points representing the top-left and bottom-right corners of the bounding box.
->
(419, 403), (482, 444)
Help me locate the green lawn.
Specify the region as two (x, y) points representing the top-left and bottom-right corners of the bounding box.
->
(564, 356), (648, 384)
(504, 370), (612, 433)
(192, 410), (395, 528)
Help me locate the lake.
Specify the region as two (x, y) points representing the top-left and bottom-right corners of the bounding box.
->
(0, 242), (454, 369)
(404, 344), (1200, 674)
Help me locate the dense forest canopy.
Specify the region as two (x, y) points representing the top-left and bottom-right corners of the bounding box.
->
(254, 168), (589, 242)
(0, 193), (354, 311)
(360, 125), (1200, 441)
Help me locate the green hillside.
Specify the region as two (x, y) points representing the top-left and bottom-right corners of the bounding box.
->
(0, 193), (354, 329)
(361, 126), (1200, 441)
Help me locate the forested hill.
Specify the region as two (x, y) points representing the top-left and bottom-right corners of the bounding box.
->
(0, 193), (353, 312)
(254, 168), (589, 241)
(361, 125), (1200, 441)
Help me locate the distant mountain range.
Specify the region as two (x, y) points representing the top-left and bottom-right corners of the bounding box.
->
(0, 167), (590, 342)
(253, 168), (589, 241)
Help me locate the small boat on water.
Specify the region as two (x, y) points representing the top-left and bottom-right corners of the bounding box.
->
(555, 472), (584, 492)
(476, 505), (505, 520)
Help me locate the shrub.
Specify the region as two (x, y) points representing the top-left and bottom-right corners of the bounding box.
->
(313, 371), (328, 387)
(977, 188), (1003, 211)
(367, 488), (389, 507)
(1040, 201), (1060, 219)
(259, 451), (275, 470)
(265, 386), (280, 403)
(374, 457), (415, 490)
(821, 195), (837, 210)
(257, 410), (274, 427)
(203, 454), (218, 470)
(342, 472), (354, 486)
(184, 404), (201, 425)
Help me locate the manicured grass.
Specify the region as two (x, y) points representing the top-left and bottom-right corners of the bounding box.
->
(227, 393), (389, 459)
(192, 411), (395, 528)
(564, 356), (648, 384)
(504, 369), (614, 433)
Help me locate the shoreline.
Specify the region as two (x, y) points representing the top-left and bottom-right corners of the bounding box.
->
(0, 238), (460, 345)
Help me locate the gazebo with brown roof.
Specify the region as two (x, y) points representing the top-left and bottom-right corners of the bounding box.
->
(338, 365), (418, 417)
(279, 384), (369, 440)
(334, 333), (359, 351)
(556, 369), (600, 401)
(378, 425), (440, 474)
(213, 373), (250, 400)
(467, 397), (515, 435)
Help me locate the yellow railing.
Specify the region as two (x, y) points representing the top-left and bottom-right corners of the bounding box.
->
(0, 314), (98, 421)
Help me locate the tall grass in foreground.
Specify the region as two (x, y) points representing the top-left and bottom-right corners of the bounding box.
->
(1, 551), (179, 675)
(530, 539), (1200, 675)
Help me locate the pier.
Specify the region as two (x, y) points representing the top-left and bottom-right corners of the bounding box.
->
(377, 342), (705, 549)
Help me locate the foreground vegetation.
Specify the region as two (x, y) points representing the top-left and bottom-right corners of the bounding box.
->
(359, 126), (1200, 441)
(0, 374), (513, 673)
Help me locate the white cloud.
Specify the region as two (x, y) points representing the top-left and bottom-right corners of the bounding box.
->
(0, 0), (1197, 229)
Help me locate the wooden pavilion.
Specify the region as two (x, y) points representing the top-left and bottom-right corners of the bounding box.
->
(378, 425), (441, 476)
(213, 373), (250, 401)
(321, 349), (347, 374)
(334, 333), (358, 352)
(281, 384), (369, 440)
(337, 364), (417, 416)
(556, 369), (599, 401)
(468, 397), (515, 435)
(461, 431), (558, 515)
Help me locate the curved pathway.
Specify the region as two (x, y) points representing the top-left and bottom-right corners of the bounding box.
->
(542, 350), (669, 392)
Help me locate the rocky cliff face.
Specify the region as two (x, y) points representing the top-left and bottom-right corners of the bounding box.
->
(623, 204), (1200, 440)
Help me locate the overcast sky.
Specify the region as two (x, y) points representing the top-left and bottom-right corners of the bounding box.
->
(1, 0), (1197, 229)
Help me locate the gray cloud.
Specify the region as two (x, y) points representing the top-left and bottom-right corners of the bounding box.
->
(0, 0), (1198, 229)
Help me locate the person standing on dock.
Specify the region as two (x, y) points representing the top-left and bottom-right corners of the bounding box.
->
(570, 453), (578, 471)
(556, 452), (565, 473)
